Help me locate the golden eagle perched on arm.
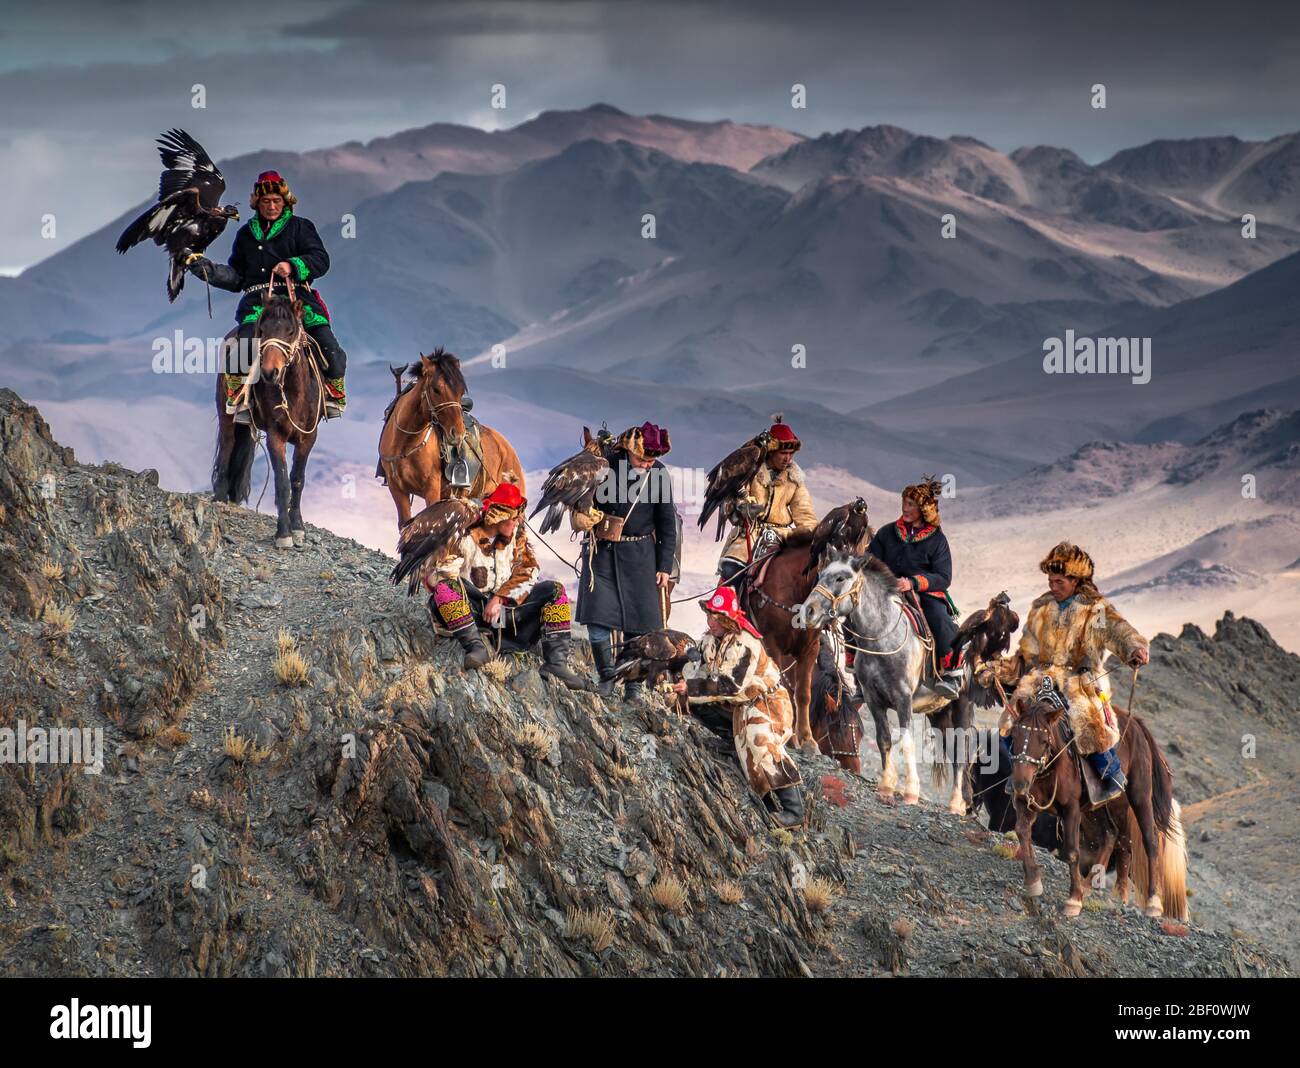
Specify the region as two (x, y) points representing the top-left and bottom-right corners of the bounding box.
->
(529, 426), (615, 534)
(804, 497), (874, 575)
(612, 629), (700, 687)
(697, 429), (774, 540)
(390, 497), (481, 596)
(953, 591), (1020, 664)
(115, 129), (240, 301)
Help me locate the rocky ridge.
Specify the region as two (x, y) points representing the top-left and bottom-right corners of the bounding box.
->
(0, 389), (1289, 977)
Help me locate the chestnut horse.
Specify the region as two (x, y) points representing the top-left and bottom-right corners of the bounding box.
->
(212, 285), (321, 548)
(1008, 686), (1188, 920)
(746, 510), (873, 762)
(376, 349), (524, 528)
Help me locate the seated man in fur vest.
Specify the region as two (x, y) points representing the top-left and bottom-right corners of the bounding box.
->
(672, 586), (805, 828)
(717, 418), (817, 596)
(423, 483), (590, 690)
(999, 542), (1150, 804)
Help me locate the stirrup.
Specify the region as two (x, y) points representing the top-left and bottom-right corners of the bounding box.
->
(227, 403), (252, 426)
(324, 400), (345, 420)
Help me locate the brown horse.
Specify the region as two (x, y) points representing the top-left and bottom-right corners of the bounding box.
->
(747, 505), (874, 759)
(376, 349), (524, 527)
(1008, 688), (1188, 920)
(212, 287), (322, 548)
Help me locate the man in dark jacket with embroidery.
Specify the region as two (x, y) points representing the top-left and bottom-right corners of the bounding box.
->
(184, 169), (348, 421)
(572, 422), (678, 698)
(867, 476), (964, 699)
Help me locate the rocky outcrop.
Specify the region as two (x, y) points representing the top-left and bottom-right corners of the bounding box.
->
(0, 389), (1289, 977)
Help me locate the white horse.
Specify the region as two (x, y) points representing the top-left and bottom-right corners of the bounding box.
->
(794, 552), (976, 811)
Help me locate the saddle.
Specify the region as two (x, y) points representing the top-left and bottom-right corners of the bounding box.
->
(1044, 682), (1113, 809)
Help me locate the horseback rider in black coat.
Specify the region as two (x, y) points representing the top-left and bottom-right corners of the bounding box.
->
(866, 476), (965, 699)
(184, 169), (348, 422)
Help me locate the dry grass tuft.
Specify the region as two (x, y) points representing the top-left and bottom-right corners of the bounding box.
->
(803, 876), (838, 914)
(273, 647), (310, 687)
(891, 917), (915, 941)
(649, 875), (690, 914)
(152, 725), (191, 750)
(991, 841), (1019, 860)
(1081, 897), (1106, 913)
(276, 628), (296, 656)
(222, 726), (271, 764)
(714, 880), (744, 905)
(481, 658), (510, 682)
(42, 602), (76, 637)
(565, 906), (615, 953)
(39, 557), (65, 581)
(609, 761), (641, 784)
(515, 723), (554, 761)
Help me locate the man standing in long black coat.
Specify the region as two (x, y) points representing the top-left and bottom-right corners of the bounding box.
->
(573, 422), (677, 697)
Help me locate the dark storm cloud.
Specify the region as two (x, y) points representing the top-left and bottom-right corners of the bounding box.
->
(3, 0), (1298, 267)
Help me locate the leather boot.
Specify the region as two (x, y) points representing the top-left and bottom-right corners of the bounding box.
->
(540, 635), (595, 691)
(1087, 748), (1127, 804)
(772, 785), (805, 828)
(453, 626), (490, 670)
(590, 637), (618, 698)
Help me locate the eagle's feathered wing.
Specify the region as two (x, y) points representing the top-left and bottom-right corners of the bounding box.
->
(953, 592), (1021, 663)
(390, 498), (481, 596)
(805, 498), (873, 575)
(698, 436), (768, 540)
(530, 427), (614, 534)
(115, 129), (234, 301)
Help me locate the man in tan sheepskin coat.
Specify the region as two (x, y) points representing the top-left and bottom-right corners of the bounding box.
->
(1000, 542), (1150, 804)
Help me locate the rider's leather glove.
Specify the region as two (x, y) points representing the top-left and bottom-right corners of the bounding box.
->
(734, 499), (764, 521)
(185, 253), (214, 278)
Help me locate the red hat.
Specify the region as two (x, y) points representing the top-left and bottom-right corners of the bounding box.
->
(766, 413), (800, 452)
(698, 585), (762, 640)
(481, 481), (526, 523)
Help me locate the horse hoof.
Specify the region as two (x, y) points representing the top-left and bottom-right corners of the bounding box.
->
(876, 789), (897, 805)
(948, 801), (966, 816)
(291, 529), (305, 546)
(274, 536), (294, 549)
(1025, 878), (1043, 898)
(799, 740), (819, 756)
(1062, 899), (1083, 918)
(1144, 896), (1163, 918)
(902, 791), (921, 805)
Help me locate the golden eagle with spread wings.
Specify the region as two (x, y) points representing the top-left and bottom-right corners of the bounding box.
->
(804, 497), (874, 575)
(697, 428), (776, 540)
(115, 129), (240, 301)
(529, 426), (617, 534)
(612, 629), (700, 687)
(389, 498), (481, 595)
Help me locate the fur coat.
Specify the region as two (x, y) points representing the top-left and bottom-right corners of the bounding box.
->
(1004, 588), (1148, 754)
(720, 460), (817, 563)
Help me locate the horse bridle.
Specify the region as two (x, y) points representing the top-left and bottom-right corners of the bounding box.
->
(1010, 681), (1071, 811)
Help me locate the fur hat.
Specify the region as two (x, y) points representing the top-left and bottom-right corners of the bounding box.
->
(766, 413), (801, 453)
(481, 476), (526, 525)
(902, 475), (942, 526)
(620, 421), (671, 460)
(1039, 541), (1095, 581)
(251, 170), (297, 209)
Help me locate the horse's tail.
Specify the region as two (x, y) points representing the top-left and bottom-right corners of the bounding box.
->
(220, 423), (256, 505)
(1129, 800), (1188, 921)
(1127, 715), (1189, 921)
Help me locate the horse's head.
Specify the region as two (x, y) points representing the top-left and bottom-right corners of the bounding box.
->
(412, 348), (468, 444)
(794, 551), (862, 630)
(255, 295), (304, 381)
(1007, 681), (1067, 798)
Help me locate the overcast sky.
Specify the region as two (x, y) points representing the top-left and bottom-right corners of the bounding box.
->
(3, 0), (1298, 270)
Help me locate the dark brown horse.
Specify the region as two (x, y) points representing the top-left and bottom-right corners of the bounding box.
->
(376, 349), (525, 528)
(212, 286), (322, 548)
(1008, 688), (1188, 919)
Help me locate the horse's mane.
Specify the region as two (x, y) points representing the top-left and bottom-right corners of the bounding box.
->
(783, 530), (815, 550)
(257, 295), (299, 335)
(406, 346), (466, 395)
